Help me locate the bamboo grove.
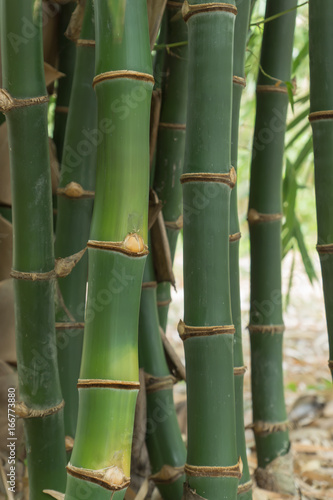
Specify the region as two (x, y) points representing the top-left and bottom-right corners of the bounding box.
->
(0, 1), (332, 500)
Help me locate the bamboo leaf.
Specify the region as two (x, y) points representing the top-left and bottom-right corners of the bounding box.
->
(285, 121), (310, 150)
(292, 39), (309, 73)
(294, 217), (317, 283)
(287, 106), (309, 131)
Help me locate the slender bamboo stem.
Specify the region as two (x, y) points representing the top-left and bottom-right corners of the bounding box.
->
(64, 1), (153, 499)
(54, 0), (96, 441)
(309, 1), (333, 378)
(53, 2), (76, 161)
(0, 1), (67, 498)
(138, 247), (186, 499)
(154, 1), (188, 332)
(248, 0), (296, 493)
(231, 1), (252, 498)
(182, 1), (239, 498)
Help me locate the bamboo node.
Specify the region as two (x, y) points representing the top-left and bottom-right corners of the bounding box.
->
(57, 182), (95, 199)
(182, 1), (237, 22)
(142, 281), (157, 289)
(316, 243), (333, 254)
(248, 419), (290, 436)
(157, 298), (172, 307)
(238, 480), (253, 494)
(233, 76), (246, 88)
(150, 465), (185, 484)
(0, 89), (49, 113)
(77, 379), (140, 390)
(309, 110), (333, 122)
(87, 237), (149, 257)
(234, 366), (247, 376)
(76, 39), (95, 47)
(165, 215), (184, 230)
(93, 70), (154, 89)
(65, 436), (74, 452)
(55, 106), (69, 114)
(159, 122), (186, 130)
(185, 457), (242, 479)
(144, 373), (178, 393)
(180, 167), (236, 188)
(15, 400), (65, 419)
(248, 324), (285, 334)
(247, 209), (283, 225)
(256, 84), (289, 95)
(66, 463), (130, 491)
(178, 320), (235, 341)
(10, 248), (86, 281)
(229, 232), (241, 242)
(55, 322), (85, 330)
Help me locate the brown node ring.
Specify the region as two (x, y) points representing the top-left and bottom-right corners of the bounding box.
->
(233, 76), (246, 88)
(15, 399), (65, 419)
(249, 419), (290, 436)
(256, 84), (288, 95)
(248, 324), (285, 334)
(142, 281), (157, 289)
(77, 379), (140, 390)
(234, 366), (247, 376)
(88, 234), (148, 257)
(144, 373), (178, 394)
(182, 1), (237, 22)
(150, 465), (185, 484)
(178, 320), (235, 341)
(157, 299), (172, 307)
(55, 322), (85, 330)
(185, 457), (242, 479)
(76, 39), (95, 47)
(165, 215), (184, 230)
(229, 232), (241, 242)
(55, 106), (69, 114)
(0, 89), (49, 113)
(238, 481), (253, 494)
(66, 464), (130, 492)
(247, 208), (282, 225)
(180, 167), (236, 188)
(57, 182), (95, 199)
(316, 243), (333, 254)
(93, 70), (154, 89)
(159, 122), (186, 130)
(309, 110), (333, 122)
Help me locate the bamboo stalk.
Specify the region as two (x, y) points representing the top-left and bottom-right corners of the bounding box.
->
(181, 1), (239, 498)
(248, 0), (297, 494)
(309, 1), (333, 378)
(154, 1), (188, 332)
(54, 0), (96, 441)
(53, 1), (76, 161)
(231, 1), (252, 498)
(138, 245), (186, 500)
(0, 1), (67, 498)
(63, 1), (153, 499)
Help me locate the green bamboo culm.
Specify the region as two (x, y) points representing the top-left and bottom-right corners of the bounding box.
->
(154, 1), (188, 332)
(0, 1), (67, 499)
(54, 0), (97, 441)
(309, 1), (333, 378)
(247, 0), (297, 493)
(230, 1), (252, 498)
(53, 1), (76, 161)
(181, 1), (239, 499)
(64, 1), (153, 499)
(138, 245), (186, 499)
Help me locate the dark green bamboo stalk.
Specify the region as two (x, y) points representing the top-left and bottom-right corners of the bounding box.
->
(0, 1), (67, 499)
(154, 1), (188, 332)
(248, 0), (297, 493)
(54, 0), (96, 441)
(181, 1), (239, 498)
(64, 1), (153, 499)
(230, 1), (252, 498)
(53, 1), (76, 161)
(309, 1), (333, 378)
(138, 245), (186, 499)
